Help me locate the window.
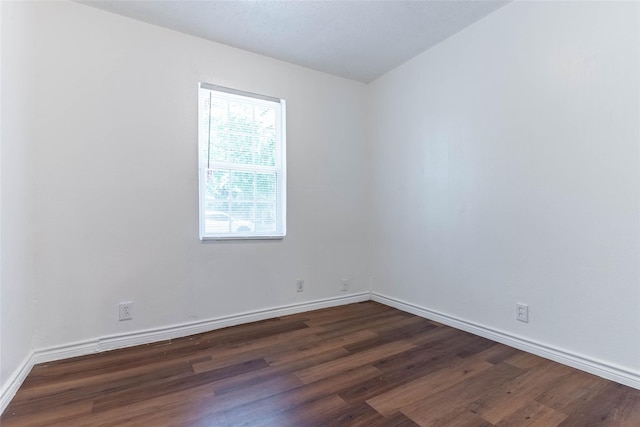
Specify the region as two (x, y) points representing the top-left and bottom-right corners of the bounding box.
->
(198, 83), (286, 240)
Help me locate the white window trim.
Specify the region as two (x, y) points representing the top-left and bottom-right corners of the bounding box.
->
(198, 82), (286, 241)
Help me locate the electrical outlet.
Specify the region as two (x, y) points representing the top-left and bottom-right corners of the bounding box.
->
(516, 303), (528, 323)
(341, 278), (349, 292)
(119, 302), (133, 321)
(296, 279), (304, 292)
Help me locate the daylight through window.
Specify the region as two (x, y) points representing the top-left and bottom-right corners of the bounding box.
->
(198, 83), (286, 239)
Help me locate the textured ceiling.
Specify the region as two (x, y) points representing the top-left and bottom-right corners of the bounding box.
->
(80, 0), (509, 83)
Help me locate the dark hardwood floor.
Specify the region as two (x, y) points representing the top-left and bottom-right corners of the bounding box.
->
(2, 301), (639, 426)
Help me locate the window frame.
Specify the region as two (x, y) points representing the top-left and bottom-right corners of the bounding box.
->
(198, 82), (287, 241)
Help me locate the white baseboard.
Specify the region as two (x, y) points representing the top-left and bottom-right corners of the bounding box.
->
(0, 292), (369, 415)
(371, 292), (640, 390)
(0, 352), (34, 416)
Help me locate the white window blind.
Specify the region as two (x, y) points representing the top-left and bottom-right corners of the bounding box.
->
(198, 83), (286, 240)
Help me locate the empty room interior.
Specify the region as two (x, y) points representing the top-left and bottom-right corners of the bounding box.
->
(1, 0), (639, 425)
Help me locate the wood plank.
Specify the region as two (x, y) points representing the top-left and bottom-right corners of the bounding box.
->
(476, 343), (522, 365)
(185, 364), (383, 426)
(339, 350), (465, 405)
(329, 402), (386, 427)
(250, 394), (351, 427)
(266, 329), (377, 366)
(343, 318), (437, 354)
(105, 375), (301, 427)
(6, 362), (196, 416)
(369, 412), (421, 427)
(314, 312), (416, 340)
(495, 400), (567, 427)
(187, 326), (327, 373)
(428, 410), (496, 427)
(400, 362), (525, 425)
(469, 361), (574, 424)
(0, 401), (93, 427)
(504, 352), (547, 369)
(533, 370), (609, 414)
(9, 354), (212, 404)
(367, 357), (493, 416)
(91, 358), (268, 412)
(294, 340), (415, 383)
(48, 384), (216, 427)
(558, 382), (640, 426)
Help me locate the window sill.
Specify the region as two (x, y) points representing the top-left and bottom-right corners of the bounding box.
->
(200, 235), (285, 241)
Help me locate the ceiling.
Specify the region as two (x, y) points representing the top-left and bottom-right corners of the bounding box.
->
(80, 0), (509, 83)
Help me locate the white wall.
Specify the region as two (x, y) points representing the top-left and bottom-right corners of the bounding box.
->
(0, 1), (37, 389)
(9, 1), (369, 351)
(369, 1), (640, 374)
